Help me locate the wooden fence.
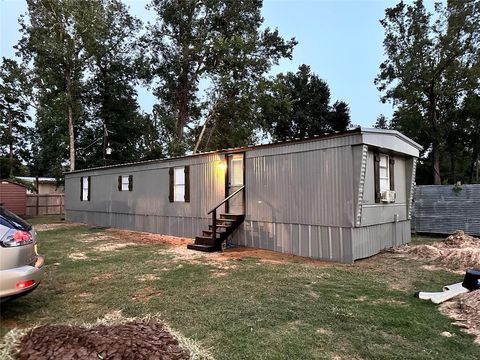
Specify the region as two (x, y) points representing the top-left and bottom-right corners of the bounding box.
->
(26, 194), (64, 216)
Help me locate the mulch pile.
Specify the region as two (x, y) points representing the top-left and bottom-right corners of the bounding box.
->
(17, 321), (190, 360)
(440, 290), (480, 344)
(395, 230), (480, 269)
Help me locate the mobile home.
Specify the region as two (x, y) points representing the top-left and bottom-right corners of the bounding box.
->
(64, 128), (421, 263)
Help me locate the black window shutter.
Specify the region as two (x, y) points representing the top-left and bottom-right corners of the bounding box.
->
(374, 152), (381, 203)
(80, 177), (83, 201)
(118, 176), (122, 191)
(389, 157), (395, 191)
(128, 175), (133, 191)
(184, 166), (190, 202)
(168, 167), (174, 202)
(87, 176), (91, 201)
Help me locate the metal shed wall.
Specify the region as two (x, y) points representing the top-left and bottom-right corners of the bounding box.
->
(412, 184), (480, 236)
(65, 153), (226, 238)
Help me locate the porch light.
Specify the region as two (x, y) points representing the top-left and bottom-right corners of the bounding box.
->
(217, 160), (227, 171)
(106, 144), (112, 155)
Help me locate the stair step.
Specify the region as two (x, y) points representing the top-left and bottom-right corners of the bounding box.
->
(187, 243), (217, 252)
(220, 213), (245, 221)
(216, 219), (234, 225)
(208, 224), (231, 230)
(195, 236), (217, 246)
(202, 230), (223, 237)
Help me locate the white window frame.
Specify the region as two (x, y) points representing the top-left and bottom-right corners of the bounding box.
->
(379, 154), (390, 193)
(121, 175), (129, 191)
(230, 157), (244, 186)
(174, 167), (185, 202)
(81, 176), (89, 201)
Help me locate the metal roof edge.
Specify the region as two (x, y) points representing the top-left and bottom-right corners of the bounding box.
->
(359, 127), (423, 151)
(65, 128), (363, 175)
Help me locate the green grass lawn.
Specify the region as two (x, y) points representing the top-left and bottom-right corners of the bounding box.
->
(1, 219), (479, 359)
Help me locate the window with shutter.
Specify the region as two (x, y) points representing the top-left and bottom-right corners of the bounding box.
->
(174, 167), (185, 202)
(81, 176), (89, 202)
(121, 176), (129, 191)
(379, 154), (390, 192)
(184, 166), (190, 202)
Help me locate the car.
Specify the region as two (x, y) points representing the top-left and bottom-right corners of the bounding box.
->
(0, 206), (44, 303)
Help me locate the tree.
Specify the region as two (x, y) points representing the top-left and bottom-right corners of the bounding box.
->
(0, 58), (33, 177)
(261, 64), (351, 141)
(17, 0), (102, 172)
(374, 114), (389, 129)
(144, 0), (296, 154)
(78, 0), (148, 168)
(375, 0), (480, 184)
(460, 93), (480, 183)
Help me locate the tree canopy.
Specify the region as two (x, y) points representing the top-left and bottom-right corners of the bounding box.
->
(261, 64), (351, 142)
(376, 0), (480, 184)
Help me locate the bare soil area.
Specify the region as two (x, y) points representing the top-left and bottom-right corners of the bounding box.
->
(395, 230), (480, 344)
(440, 290), (480, 344)
(17, 321), (189, 360)
(395, 230), (480, 269)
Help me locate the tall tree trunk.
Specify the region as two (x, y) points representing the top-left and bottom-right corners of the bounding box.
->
(66, 71), (75, 171)
(176, 71), (189, 142)
(433, 143), (441, 185)
(8, 112), (13, 177)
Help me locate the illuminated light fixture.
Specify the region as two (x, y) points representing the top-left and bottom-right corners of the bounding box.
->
(106, 143), (112, 155)
(217, 161), (227, 171)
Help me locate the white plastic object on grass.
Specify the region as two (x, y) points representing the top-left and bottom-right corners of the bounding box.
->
(416, 282), (469, 304)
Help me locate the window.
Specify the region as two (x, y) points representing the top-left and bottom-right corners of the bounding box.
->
(379, 154), (390, 192)
(174, 167), (185, 202)
(230, 157), (244, 186)
(169, 166), (190, 203)
(374, 152), (395, 203)
(81, 176), (90, 201)
(117, 175), (133, 191)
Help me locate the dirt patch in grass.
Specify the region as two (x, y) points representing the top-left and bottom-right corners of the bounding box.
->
(395, 231), (480, 269)
(439, 290), (480, 344)
(33, 223), (79, 231)
(16, 321), (189, 360)
(132, 287), (163, 302)
(108, 229), (193, 247)
(68, 252), (87, 261)
(93, 273), (114, 281)
(92, 242), (137, 252)
(217, 247), (335, 266)
(136, 274), (160, 282)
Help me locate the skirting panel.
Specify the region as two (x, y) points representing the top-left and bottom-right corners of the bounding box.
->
(230, 221), (354, 263)
(352, 220), (411, 260)
(65, 210), (208, 239)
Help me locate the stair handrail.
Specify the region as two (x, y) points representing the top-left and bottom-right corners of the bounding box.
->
(207, 185), (245, 244)
(207, 185), (245, 215)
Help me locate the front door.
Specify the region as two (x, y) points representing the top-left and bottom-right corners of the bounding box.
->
(226, 153), (244, 214)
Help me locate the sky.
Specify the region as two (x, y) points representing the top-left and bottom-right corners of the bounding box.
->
(0, 0), (437, 127)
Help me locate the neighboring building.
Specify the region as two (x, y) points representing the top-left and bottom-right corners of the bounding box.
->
(64, 128), (421, 263)
(0, 180), (27, 216)
(16, 177), (64, 195)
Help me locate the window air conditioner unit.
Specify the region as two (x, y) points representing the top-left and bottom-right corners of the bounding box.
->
(381, 190), (396, 203)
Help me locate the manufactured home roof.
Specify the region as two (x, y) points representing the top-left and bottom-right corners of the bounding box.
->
(66, 127), (422, 174)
